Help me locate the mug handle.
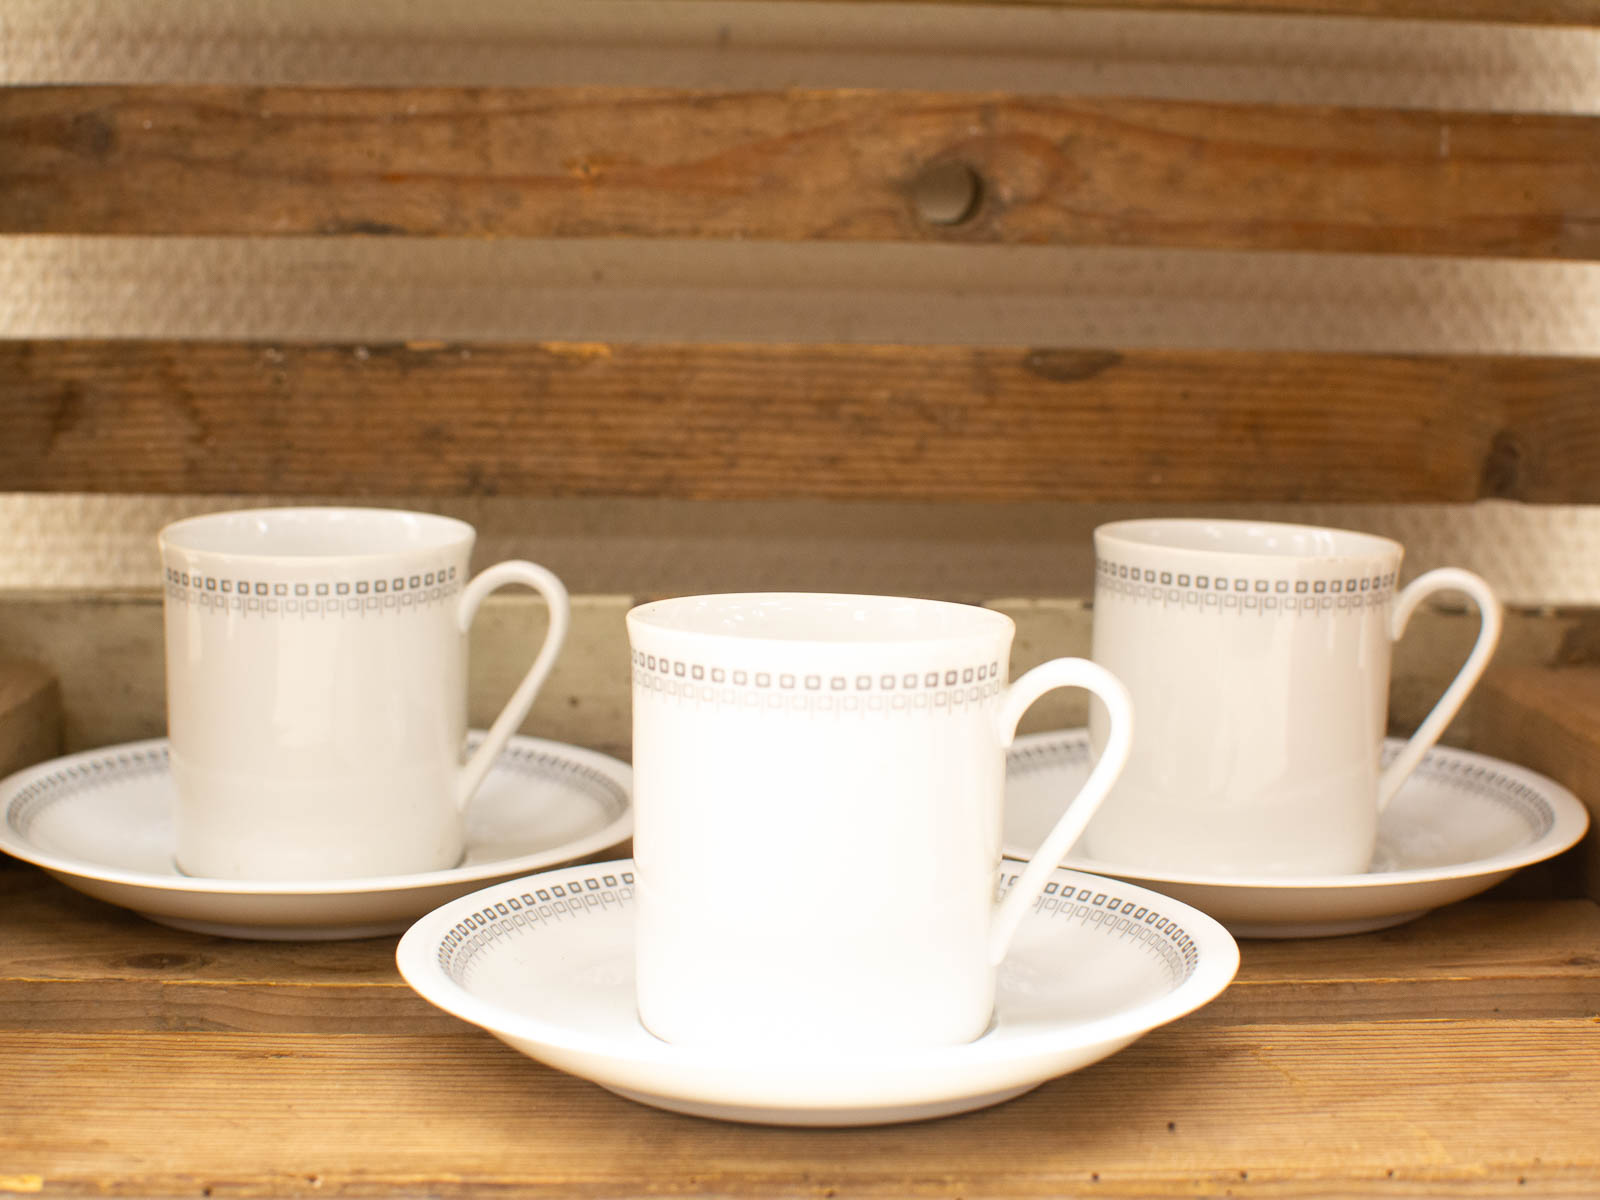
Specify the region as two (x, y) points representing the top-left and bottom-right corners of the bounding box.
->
(1376, 567), (1501, 812)
(452, 560), (572, 811)
(986, 658), (1133, 965)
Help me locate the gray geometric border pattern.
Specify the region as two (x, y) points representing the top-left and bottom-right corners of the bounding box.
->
(1378, 742), (1555, 839)
(1097, 558), (1396, 616)
(5, 743), (170, 836)
(632, 650), (1005, 715)
(492, 739), (631, 824)
(163, 564), (461, 617)
(437, 867), (1199, 990)
(1007, 734), (1094, 782)
(1003, 867), (1199, 987)
(4, 738), (621, 841)
(1007, 732), (1556, 843)
(439, 869), (636, 985)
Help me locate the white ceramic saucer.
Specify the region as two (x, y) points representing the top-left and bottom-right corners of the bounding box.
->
(396, 858), (1238, 1127)
(1006, 730), (1590, 938)
(0, 735), (632, 939)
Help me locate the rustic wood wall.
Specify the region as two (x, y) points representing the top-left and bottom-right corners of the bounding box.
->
(2, 0), (1599, 766)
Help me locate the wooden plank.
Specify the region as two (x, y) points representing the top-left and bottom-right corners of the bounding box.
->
(8, 341), (1600, 503)
(4, 1021), (1597, 1195)
(1473, 666), (1600, 901)
(0, 870), (448, 1036)
(4, 87), (1599, 259)
(2, 865), (1595, 1033)
(0, 660), (60, 784)
(1220, 898), (1600, 1023)
(804, 0), (1600, 25)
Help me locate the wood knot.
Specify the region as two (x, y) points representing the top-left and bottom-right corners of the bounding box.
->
(1479, 430), (1527, 500)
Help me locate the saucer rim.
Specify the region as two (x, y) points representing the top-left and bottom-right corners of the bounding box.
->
(1007, 729), (1590, 892)
(0, 734), (634, 898)
(395, 857), (1241, 1073)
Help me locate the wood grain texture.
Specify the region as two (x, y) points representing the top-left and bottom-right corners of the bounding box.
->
(8, 340), (1600, 503)
(799, 0), (1600, 24)
(1473, 667), (1600, 901)
(5, 1020), (1598, 1196)
(2, 866), (1596, 1034)
(3, 87), (1599, 258)
(0, 659), (60, 782)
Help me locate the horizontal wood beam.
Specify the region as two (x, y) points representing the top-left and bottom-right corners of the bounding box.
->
(4, 340), (1599, 503)
(813, 0), (1600, 24)
(4, 865), (1596, 1033)
(6, 1019), (1598, 1195)
(3, 87), (1598, 258)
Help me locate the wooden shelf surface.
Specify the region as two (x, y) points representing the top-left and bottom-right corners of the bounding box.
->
(2, 869), (1598, 1035)
(1, 866), (1597, 1196)
(780, 0), (1600, 23)
(7, 1020), (1599, 1198)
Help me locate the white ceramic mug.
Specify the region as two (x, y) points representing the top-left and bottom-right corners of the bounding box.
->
(160, 507), (570, 880)
(626, 592), (1133, 1051)
(1084, 519), (1501, 877)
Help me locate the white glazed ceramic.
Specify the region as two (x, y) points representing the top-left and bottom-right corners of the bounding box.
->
(1006, 729), (1588, 937)
(1085, 519), (1500, 877)
(625, 592), (1133, 1051)
(0, 734), (632, 939)
(396, 859), (1238, 1126)
(160, 507), (570, 880)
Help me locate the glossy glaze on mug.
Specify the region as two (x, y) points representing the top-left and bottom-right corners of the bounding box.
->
(627, 592), (1131, 1053)
(1084, 519), (1498, 878)
(161, 508), (568, 881)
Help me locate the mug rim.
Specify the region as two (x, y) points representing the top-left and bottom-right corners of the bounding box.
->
(626, 592), (1013, 647)
(1094, 518), (1402, 563)
(159, 506), (476, 562)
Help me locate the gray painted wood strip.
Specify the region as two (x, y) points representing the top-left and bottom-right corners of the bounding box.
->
(3, 0), (1598, 115)
(6, 238), (1600, 355)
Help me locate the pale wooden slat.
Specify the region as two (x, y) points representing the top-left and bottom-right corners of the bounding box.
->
(8, 341), (1600, 503)
(13, 238), (1600, 356)
(795, 0), (1600, 25)
(11, 493), (1600, 607)
(4, 87), (1599, 258)
(6, 1021), (1598, 1195)
(2, 864), (1597, 1033)
(1473, 666), (1600, 901)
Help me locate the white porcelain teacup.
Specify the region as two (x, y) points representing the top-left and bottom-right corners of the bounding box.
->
(160, 507), (569, 881)
(1083, 518), (1501, 878)
(626, 592), (1133, 1052)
